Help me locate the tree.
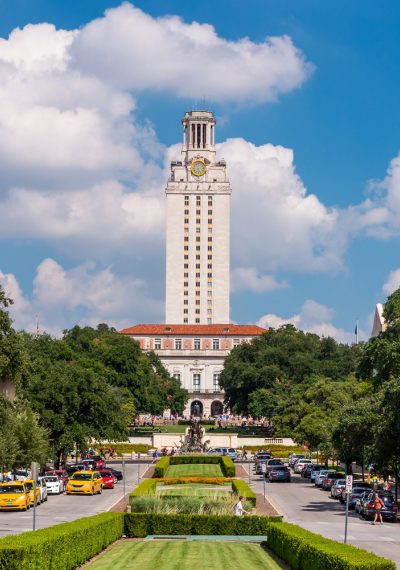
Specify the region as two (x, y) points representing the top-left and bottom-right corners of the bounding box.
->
(0, 285), (26, 393)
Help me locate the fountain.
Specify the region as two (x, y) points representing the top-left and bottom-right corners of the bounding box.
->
(178, 419), (210, 453)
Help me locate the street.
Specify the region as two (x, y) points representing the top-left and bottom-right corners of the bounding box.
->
(244, 464), (400, 568)
(0, 462), (146, 538)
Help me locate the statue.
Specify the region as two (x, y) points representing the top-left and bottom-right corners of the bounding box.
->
(179, 418), (208, 453)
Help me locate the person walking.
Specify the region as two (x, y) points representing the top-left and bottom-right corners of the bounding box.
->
(234, 496), (250, 516)
(371, 492), (385, 525)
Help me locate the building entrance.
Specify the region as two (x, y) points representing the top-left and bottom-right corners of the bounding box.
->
(211, 400), (223, 417)
(190, 400), (203, 417)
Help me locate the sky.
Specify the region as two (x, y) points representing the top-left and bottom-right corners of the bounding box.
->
(0, 0), (400, 341)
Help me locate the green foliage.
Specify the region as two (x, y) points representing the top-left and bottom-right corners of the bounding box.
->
(0, 513), (124, 570)
(124, 513), (281, 538)
(154, 457), (170, 477)
(130, 479), (158, 497)
(231, 480), (257, 506)
(93, 443), (151, 455)
(265, 521), (395, 570)
(153, 455), (235, 478)
(130, 494), (249, 516)
(0, 286), (27, 392)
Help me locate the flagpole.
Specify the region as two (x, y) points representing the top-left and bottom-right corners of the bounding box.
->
(355, 320), (359, 345)
(35, 314), (39, 338)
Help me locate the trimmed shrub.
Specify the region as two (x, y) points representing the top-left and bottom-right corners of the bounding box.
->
(154, 455), (235, 477)
(220, 456), (235, 477)
(129, 479), (157, 499)
(178, 420), (215, 426)
(94, 443), (151, 455)
(265, 522), (395, 570)
(124, 512), (280, 538)
(231, 479), (256, 506)
(160, 477), (233, 485)
(153, 456), (170, 477)
(0, 513), (124, 570)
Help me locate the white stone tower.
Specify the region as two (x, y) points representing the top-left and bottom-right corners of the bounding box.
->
(165, 110), (231, 324)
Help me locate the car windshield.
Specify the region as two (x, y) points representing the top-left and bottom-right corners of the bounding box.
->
(0, 485), (25, 494)
(99, 471), (112, 476)
(44, 477), (58, 482)
(312, 466), (325, 471)
(272, 466), (287, 471)
(335, 480), (346, 485)
(24, 481), (34, 490)
(71, 473), (92, 481)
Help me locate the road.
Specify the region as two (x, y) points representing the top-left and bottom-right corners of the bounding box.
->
(242, 464), (400, 568)
(0, 462), (148, 538)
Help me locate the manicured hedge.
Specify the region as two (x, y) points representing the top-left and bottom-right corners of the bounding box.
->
(124, 513), (280, 538)
(160, 477), (233, 485)
(153, 455), (236, 478)
(153, 456), (170, 477)
(130, 479), (157, 498)
(0, 513), (124, 570)
(178, 420), (215, 425)
(94, 443), (151, 455)
(265, 522), (395, 570)
(231, 479), (257, 506)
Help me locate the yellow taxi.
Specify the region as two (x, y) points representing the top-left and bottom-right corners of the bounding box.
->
(24, 479), (41, 506)
(0, 481), (31, 511)
(66, 471), (103, 495)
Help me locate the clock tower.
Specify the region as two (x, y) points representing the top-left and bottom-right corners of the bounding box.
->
(165, 110), (231, 324)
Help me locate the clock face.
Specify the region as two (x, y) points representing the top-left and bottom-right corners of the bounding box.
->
(191, 160), (206, 177)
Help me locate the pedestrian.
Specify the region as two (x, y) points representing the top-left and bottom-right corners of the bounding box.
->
(234, 496), (250, 516)
(371, 492), (385, 525)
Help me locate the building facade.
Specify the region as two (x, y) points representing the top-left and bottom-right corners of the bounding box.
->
(166, 111), (230, 324)
(120, 324), (266, 417)
(371, 303), (386, 337)
(121, 110), (266, 416)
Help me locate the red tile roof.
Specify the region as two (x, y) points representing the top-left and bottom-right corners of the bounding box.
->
(120, 324), (266, 336)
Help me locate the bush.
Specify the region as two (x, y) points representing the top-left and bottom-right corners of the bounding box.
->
(130, 479), (157, 498)
(153, 455), (235, 478)
(160, 477), (233, 485)
(178, 420), (215, 425)
(220, 456), (235, 477)
(153, 456), (170, 477)
(265, 522), (395, 570)
(124, 512), (280, 538)
(231, 480), (257, 506)
(0, 513), (124, 570)
(94, 443), (151, 455)
(130, 495), (242, 516)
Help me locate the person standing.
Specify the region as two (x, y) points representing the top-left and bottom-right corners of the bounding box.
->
(371, 493), (385, 525)
(234, 496), (250, 516)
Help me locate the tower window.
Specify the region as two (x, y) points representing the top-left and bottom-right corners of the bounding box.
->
(208, 255), (212, 260)
(195, 300), (200, 305)
(196, 281), (200, 287)
(208, 273), (212, 278)
(184, 246), (189, 251)
(184, 318), (188, 323)
(208, 246), (212, 251)
(208, 237), (212, 242)
(184, 218), (189, 224)
(196, 263), (200, 269)
(184, 209), (189, 215)
(184, 281), (188, 287)
(196, 209), (201, 215)
(183, 309), (188, 314)
(196, 255), (200, 260)
(184, 263), (189, 269)
(184, 300), (188, 305)
(195, 318), (200, 323)
(195, 309), (200, 314)
(196, 291), (200, 296)
(184, 254), (189, 259)
(196, 272), (200, 278)
(196, 236), (200, 242)
(184, 236), (189, 242)
(207, 264), (212, 269)
(196, 218), (201, 224)
(208, 219), (212, 224)
(184, 291), (188, 296)
(196, 246), (200, 251)
(208, 210), (212, 215)
(184, 196), (189, 205)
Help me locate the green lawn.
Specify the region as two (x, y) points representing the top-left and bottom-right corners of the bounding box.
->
(87, 540), (282, 570)
(164, 464), (224, 478)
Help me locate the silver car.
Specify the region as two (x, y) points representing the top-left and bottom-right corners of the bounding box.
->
(330, 479), (346, 499)
(314, 469), (329, 487)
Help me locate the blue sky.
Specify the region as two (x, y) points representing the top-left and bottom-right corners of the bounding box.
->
(0, 1), (400, 340)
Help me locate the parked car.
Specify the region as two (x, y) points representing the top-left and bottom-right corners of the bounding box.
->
(330, 479), (346, 499)
(255, 459), (269, 475)
(66, 464), (86, 476)
(322, 472), (344, 491)
(37, 478), (48, 502)
(44, 475), (64, 495)
(269, 465), (291, 482)
(65, 471), (103, 495)
(24, 479), (41, 506)
(294, 459), (313, 474)
(207, 447), (238, 461)
(314, 470), (330, 487)
(0, 482), (31, 511)
(98, 469), (115, 489)
(46, 469), (69, 487)
(302, 464), (325, 479)
(341, 484), (373, 508)
(82, 456), (105, 469)
(288, 454), (305, 468)
(107, 467), (123, 481)
(360, 491), (398, 522)
(264, 459), (284, 475)
(14, 469), (29, 481)
(310, 465), (327, 482)
(355, 491), (372, 515)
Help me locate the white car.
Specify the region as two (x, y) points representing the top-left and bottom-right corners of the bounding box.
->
(44, 475), (64, 495)
(314, 469), (329, 487)
(294, 459), (312, 473)
(37, 477), (48, 502)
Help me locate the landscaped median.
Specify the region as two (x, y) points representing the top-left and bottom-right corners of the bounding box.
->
(0, 513), (395, 570)
(153, 455), (235, 478)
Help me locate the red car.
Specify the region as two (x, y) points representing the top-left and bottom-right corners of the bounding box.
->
(98, 470), (115, 489)
(46, 470), (69, 486)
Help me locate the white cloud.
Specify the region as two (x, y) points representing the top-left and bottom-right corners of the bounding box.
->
(0, 259), (164, 336)
(231, 267), (287, 293)
(72, 4), (312, 103)
(257, 299), (356, 344)
(383, 268), (400, 296)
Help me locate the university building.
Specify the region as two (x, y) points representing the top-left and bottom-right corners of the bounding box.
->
(121, 110), (266, 416)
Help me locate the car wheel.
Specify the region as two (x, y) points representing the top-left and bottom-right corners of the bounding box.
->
(91, 487), (95, 495)
(98, 486), (103, 494)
